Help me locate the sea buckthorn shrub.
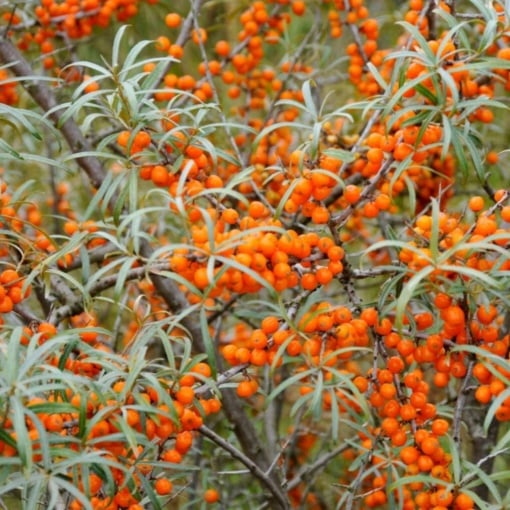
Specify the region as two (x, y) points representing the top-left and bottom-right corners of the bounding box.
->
(0, 0), (509, 509)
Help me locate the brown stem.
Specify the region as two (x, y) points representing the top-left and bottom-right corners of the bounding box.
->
(199, 422), (290, 509)
(286, 442), (350, 491)
(0, 37), (105, 191)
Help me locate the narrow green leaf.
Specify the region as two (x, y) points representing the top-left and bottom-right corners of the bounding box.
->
(395, 266), (434, 330)
(267, 368), (315, 402)
(301, 80), (318, 119)
(112, 25), (129, 70)
(200, 307), (217, 377)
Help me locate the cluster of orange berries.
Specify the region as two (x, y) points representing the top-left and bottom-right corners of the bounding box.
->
(99, 0), (501, 256)
(221, 304), (368, 399)
(1, 0), (510, 508)
(0, 0), (151, 74)
(0, 68), (18, 105)
(473, 349), (510, 421)
(0, 180), (24, 232)
(0, 176), (74, 264)
(358, 418), (476, 509)
(0, 268), (30, 315)
(403, 202), (510, 281)
(33, 0), (146, 38)
(170, 211), (346, 299)
(0, 179), (69, 268)
(494, 46), (510, 92)
(120, 126), (231, 201)
(2, 320), (221, 509)
(355, 360), (476, 509)
(152, 1), (307, 110)
(468, 300), (510, 421)
(382, 220), (510, 406)
(217, 293), (479, 508)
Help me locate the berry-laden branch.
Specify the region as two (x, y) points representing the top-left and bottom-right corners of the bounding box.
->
(0, 27), (278, 506)
(0, 1), (510, 509)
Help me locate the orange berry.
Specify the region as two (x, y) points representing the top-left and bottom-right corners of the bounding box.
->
(454, 493), (474, 509)
(381, 417), (400, 436)
(301, 273), (318, 290)
(490, 378), (505, 396)
(431, 418), (449, 436)
(501, 206), (510, 222)
(0, 295), (13, 314)
(417, 454), (434, 472)
(248, 201), (267, 219)
(191, 362), (212, 379)
(420, 436), (439, 455)
(352, 376), (368, 393)
(192, 28), (207, 44)
(379, 383), (397, 400)
(286, 339), (302, 356)
(236, 379), (258, 398)
(343, 184), (361, 205)
(272, 262), (291, 279)
(261, 316), (279, 334)
(476, 107), (494, 123)
(44, 414), (64, 432)
(203, 488), (220, 503)
(154, 477), (173, 496)
(387, 356), (405, 374)
(486, 151), (499, 165)
(393, 142), (414, 161)
(165, 13), (181, 28)
(291, 1), (306, 16)
(443, 305), (465, 326)
(315, 267), (333, 285)
(235, 347), (251, 364)
(311, 205), (330, 224)
(0, 269), (19, 285)
(205, 175), (223, 189)
(215, 40), (230, 57)
(400, 445), (419, 465)
(474, 384), (491, 404)
(250, 329), (268, 349)
(375, 193), (391, 211)
(193, 267), (211, 290)
(472, 363), (491, 383)
(391, 429), (407, 446)
(400, 403), (417, 421)
(175, 430), (193, 454)
(433, 489), (454, 506)
(175, 386), (195, 405)
(366, 147), (384, 164)
(476, 304), (497, 325)
(468, 195), (484, 212)
(155, 36), (170, 52)
(38, 322), (57, 339)
(450, 360), (467, 378)
(360, 307), (378, 326)
(434, 293), (452, 309)
(362, 201), (379, 218)
(221, 208), (239, 224)
(168, 44), (184, 59)
(474, 215), (497, 237)
(150, 165), (169, 186)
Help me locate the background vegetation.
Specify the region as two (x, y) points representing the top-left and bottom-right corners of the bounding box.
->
(0, 0), (510, 509)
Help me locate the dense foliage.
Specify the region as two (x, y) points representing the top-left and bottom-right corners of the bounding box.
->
(0, 0), (510, 509)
